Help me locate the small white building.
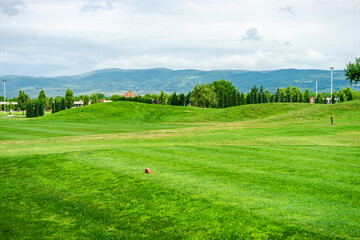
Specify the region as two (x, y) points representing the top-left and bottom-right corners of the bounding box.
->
(0, 101), (18, 111)
(73, 100), (84, 108)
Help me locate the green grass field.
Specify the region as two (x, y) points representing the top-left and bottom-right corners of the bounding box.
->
(1, 101), (359, 239)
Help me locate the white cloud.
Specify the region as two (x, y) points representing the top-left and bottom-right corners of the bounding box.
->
(242, 28), (260, 41)
(0, 0), (25, 15)
(0, 0), (359, 76)
(80, 0), (113, 12)
(279, 6), (294, 14)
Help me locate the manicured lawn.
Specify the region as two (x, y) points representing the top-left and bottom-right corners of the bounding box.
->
(1, 101), (359, 239)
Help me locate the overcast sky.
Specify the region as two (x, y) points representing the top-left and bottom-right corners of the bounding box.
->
(0, 0), (359, 76)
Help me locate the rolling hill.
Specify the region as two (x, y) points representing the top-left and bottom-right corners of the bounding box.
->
(1, 68), (357, 98)
(44, 99), (360, 124)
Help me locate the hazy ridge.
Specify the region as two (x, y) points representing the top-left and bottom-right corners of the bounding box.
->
(1, 68), (356, 98)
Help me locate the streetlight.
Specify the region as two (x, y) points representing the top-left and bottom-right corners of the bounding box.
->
(330, 67), (334, 104)
(315, 78), (318, 97)
(2, 79), (5, 116)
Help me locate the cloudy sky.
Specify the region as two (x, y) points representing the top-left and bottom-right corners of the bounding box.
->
(0, 0), (359, 76)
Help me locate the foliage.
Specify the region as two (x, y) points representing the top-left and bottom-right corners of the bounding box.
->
(285, 86), (292, 103)
(95, 93), (106, 100)
(38, 90), (47, 105)
(344, 57), (360, 84)
(48, 96), (54, 110)
(83, 94), (90, 106)
(25, 101), (34, 117)
(60, 97), (66, 110)
(179, 93), (185, 106)
(190, 83), (217, 108)
(91, 94), (99, 104)
(304, 89), (310, 103)
(65, 88), (74, 109)
(170, 92), (179, 106)
(17, 90), (30, 114)
(25, 99), (45, 118)
(158, 90), (167, 105)
(210, 79), (237, 108)
(316, 92), (323, 104)
(110, 95), (152, 104)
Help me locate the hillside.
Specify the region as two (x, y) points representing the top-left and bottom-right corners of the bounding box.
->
(44, 100), (360, 124)
(2, 68), (357, 98)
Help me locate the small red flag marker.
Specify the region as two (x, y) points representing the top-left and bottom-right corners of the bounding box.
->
(145, 168), (152, 174)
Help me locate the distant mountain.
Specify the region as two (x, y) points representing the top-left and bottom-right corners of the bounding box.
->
(1, 68), (357, 98)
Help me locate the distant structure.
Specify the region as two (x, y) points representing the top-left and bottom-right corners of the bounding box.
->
(74, 100), (84, 108)
(310, 97), (316, 104)
(123, 90), (137, 98)
(99, 99), (112, 103)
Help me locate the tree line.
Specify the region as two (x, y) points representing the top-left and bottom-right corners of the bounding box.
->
(4, 68), (359, 117)
(8, 83), (360, 118)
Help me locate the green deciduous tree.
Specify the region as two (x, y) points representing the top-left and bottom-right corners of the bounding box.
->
(316, 93), (323, 104)
(91, 94), (99, 104)
(65, 89), (74, 109)
(190, 83), (216, 108)
(48, 96), (54, 110)
(158, 91), (167, 105)
(38, 89), (47, 114)
(345, 57), (360, 85)
(83, 94), (90, 106)
(18, 90), (30, 114)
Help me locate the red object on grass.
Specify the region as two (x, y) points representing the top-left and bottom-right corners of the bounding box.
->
(145, 168), (152, 174)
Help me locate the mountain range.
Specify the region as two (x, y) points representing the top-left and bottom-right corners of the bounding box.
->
(1, 68), (357, 98)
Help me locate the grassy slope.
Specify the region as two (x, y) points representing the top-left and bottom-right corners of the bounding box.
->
(1, 101), (360, 239)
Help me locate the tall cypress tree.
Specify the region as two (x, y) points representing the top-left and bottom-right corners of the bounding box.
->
(170, 92), (178, 106)
(259, 85), (264, 103)
(240, 92), (245, 105)
(231, 90), (237, 107)
(60, 98), (66, 110)
(236, 92), (241, 106)
(276, 88), (281, 102)
(34, 100), (39, 117)
(251, 85), (258, 104)
(304, 89), (310, 103)
(280, 91), (285, 102)
(286, 86), (292, 103)
(246, 93), (251, 104)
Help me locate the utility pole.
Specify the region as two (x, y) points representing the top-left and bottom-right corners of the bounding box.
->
(2, 79), (5, 116)
(315, 78), (318, 98)
(330, 67), (334, 104)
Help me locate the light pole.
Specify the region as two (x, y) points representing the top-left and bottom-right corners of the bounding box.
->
(2, 79), (5, 116)
(330, 67), (334, 104)
(315, 78), (318, 98)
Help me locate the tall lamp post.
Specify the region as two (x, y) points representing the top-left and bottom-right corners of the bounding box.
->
(330, 67), (334, 104)
(2, 79), (5, 116)
(315, 78), (318, 98)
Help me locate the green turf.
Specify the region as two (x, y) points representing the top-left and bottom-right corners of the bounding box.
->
(1, 101), (359, 239)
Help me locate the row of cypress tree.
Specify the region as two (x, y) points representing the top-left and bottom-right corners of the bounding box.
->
(25, 100), (45, 117)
